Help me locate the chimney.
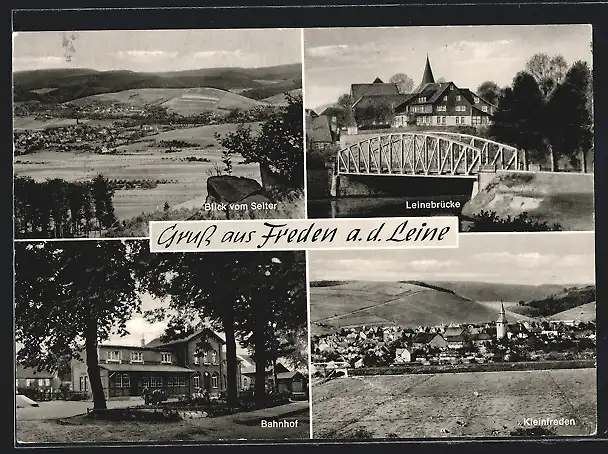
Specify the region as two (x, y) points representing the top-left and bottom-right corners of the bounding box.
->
(140, 333), (145, 347)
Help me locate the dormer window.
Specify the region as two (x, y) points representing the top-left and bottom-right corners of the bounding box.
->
(482, 105), (488, 113)
(107, 351), (121, 363)
(443, 96), (448, 101)
(161, 352), (172, 364)
(474, 96), (480, 103)
(418, 97), (426, 103)
(193, 354), (200, 365)
(456, 95), (461, 101)
(130, 351), (143, 363)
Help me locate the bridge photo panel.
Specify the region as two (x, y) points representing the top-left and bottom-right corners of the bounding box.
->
(304, 25), (594, 233)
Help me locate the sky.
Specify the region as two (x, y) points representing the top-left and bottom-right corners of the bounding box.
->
(308, 232), (596, 286)
(12, 29), (302, 72)
(304, 24), (593, 109)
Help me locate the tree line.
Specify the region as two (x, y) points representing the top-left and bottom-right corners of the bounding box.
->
(14, 174), (117, 239)
(483, 53), (593, 172)
(14, 241), (307, 411)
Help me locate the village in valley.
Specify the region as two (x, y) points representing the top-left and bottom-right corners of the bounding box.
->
(312, 305), (597, 371)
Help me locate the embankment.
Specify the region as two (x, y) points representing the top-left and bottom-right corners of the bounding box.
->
(462, 171), (594, 230)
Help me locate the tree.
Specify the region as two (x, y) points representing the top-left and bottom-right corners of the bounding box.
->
(15, 241), (141, 410)
(436, 77), (448, 84)
(389, 73), (414, 94)
(526, 53), (568, 97)
(489, 71), (547, 166)
(92, 174), (117, 232)
(336, 93), (353, 109)
(477, 81), (502, 106)
(215, 94), (303, 190)
(545, 61), (593, 173)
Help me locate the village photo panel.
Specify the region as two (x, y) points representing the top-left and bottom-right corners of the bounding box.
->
(304, 25), (595, 233)
(13, 28), (305, 240)
(309, 232), (597, 439)
(14, 239), (310, 443)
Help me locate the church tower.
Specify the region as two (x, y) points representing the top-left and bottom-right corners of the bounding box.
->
(421, 54), (435, 84)
(496, 303), (508, 340)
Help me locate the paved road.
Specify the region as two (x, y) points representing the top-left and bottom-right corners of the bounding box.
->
(16, 398), (145, 421)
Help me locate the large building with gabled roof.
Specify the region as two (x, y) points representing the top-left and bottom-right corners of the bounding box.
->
(348, 56), (497, 130)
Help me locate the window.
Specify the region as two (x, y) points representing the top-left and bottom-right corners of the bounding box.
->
(130, 351), (143, 363)
(437, 105), (446, 112)
(211, 351), (218, 365)
(443, 96), (448, 101)
(455, 117), (460, 125)
(107, 350), (121, 363)
(168, 376), (174, 387)
(472, 116), (482, 126)
(474, 96), (479, 103)
(456, 95), (461, 101)
(482, 105), (488, 113)
(193, 354), (200, 365)
(441, 116), (447, 125)
(110, 373), (130, 388)
(460, 117), (466, 124)
(122, 374), (130, 388)
(161, 352), (172, 364)
(193, 375), (200, 389)
(142, 376), (149, 388)
(149, 376), (162, 387)
(418, 97), (426, 103)
(211, 373), (219, 389)
(455, 105), (466, 112)
(177, 376), (186, 387)
(38, 378), (51, 387)
(450, 85), (454, 90)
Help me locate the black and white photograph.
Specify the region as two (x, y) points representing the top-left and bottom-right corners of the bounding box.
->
(309, 232), (596, 438)
(304, 25), (594, 233)
(14, 241), (309, 443)
(13, 29), (304, 239)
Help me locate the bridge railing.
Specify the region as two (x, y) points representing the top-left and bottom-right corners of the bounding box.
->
(336, 132), (523, 176)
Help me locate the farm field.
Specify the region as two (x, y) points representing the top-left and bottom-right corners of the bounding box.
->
(13, 122), (262, 221)
(309, 281), (499, 335)
(312, 368), (597, 438)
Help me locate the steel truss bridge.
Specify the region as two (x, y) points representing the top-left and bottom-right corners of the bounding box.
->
(336, 131), (524, 177)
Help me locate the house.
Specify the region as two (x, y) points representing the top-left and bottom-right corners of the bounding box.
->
(237, 354), (255, 391)
(471, 332), (492, 346)
(241, 362), (306, 394)
(71, 328), (239, 399)
(16, 365), (61, 392)
(395, 347), (413, 363)
(443, 326), (469, 339)
(445, 335), (466, 350)
(412, 332), (448, 349)
(348, 56), (496, 129)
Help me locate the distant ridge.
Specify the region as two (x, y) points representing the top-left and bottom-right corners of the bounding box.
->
(13, 63), (302, 104)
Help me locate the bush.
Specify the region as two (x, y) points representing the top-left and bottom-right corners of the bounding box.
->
(466, 210), (562, 232)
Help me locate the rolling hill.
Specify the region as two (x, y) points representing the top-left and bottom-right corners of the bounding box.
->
(510, 285), (596, 317)
(548, 302), (596, 322)
(310, 281), (502, 333)
(70, 87), (267, 115)
(13, 64), (302, 104)
(407, 281), (566, 303)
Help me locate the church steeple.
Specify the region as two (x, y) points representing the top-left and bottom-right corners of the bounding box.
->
(421, 54), (435, 84)
(496, 303), (508, 340)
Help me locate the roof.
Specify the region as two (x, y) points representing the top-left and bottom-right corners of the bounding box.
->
(412, 333), (443, 344)
(473, 333), (492, 341)
(277, 371), (304, 380)
(351, 82), (400, 102)
(16, 365), (56, 379)
(241, 363), (291, 375)
(352, 93), (412, 110)
(306, 114), (333, 143)
(146, 328), (225, 348)
(373, 77), (385, 83)
(443, 327), (466, 337)
(396, 347), (412, 355)
(445, 335), (465, 343)
(99, 364), (196, 374)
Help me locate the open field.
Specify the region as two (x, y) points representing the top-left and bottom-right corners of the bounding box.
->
(16, 401), (310, 443)
(71, 88), (269, 115)
(13, 123), (262, 221)
(309, 281), (499, 335)
(549, 302), (596, 322)
(312, 368), (596, 438)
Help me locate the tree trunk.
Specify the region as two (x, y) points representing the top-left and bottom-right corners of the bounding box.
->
(546, 140), (556, 172)
(272, 358), (279, 393)
(222, 313), (239, 408)
(581, 148), (587, 173)
(84, 319), (107, 410)
(253, 318), (266, 409)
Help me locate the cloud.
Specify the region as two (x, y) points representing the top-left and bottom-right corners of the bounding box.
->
(13, 56), (67, 71)
(115, 50), (178, 61)
(192, 50), (243, 59)
(409, 259), (460, 271)
(473, 251), (591, 269)
(306, 44), (350, 58)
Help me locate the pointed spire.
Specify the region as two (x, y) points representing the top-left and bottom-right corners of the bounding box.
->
(421, 54), (435, 84)
(497, 303), (507, 323)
